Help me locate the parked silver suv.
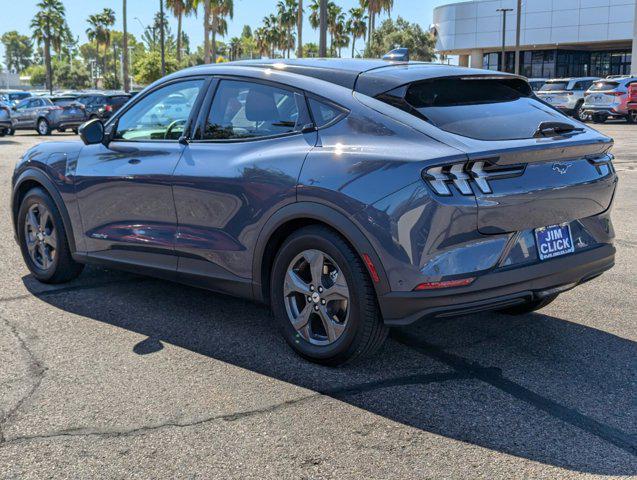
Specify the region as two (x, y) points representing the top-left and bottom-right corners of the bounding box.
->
(536, 77), (599, 121)
(583, 77), (637, 124)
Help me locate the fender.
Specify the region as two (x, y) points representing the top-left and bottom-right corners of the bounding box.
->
(12, 168), (77, 254)
(252, 201), (390, 303)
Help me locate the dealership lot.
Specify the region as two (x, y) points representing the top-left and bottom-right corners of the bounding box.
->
(0, 126), (635, 479)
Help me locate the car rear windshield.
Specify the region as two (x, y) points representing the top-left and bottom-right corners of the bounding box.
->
(540, 81), (569, 91)
(108, 95), (130, 106)
(51, 98), (77, 106)
(588, 81), (619, 92)
(393, 77), (573, 141)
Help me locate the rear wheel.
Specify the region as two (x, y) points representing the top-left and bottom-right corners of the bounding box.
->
(626, 112), (637, 124)
(17, 188), (84, 284)
(499, 294), (558, 315)
(7, 128), (15, 135)
(270, 226), (388, 366)
(37, 118), (51, 135)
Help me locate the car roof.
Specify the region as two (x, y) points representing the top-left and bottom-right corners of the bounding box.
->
(182, 59), (518, 97)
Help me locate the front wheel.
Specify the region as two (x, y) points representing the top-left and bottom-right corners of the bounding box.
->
(574, 102), (588, 122)
(270, 226), (388, 366)
(17, 188), (84, 283)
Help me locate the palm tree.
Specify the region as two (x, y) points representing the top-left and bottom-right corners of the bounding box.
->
(254, 27), (269, 58)
(296, 0), (303, 58)
(86, 9), (115, 81)
(229, 36), (242, 60)
(360, 0), (392, 45)
(166, 0), (197, 63)
(347, 7), (367, 58)
(327, 3), (343, 56)
(263, 14), (280, 58)
(208, 0), (233, 63)
(277, 0), (297, 59)
(31, 0), (67, 93)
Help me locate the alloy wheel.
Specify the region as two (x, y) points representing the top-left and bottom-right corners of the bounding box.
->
(38, 119), (48, 135)
(24, 203), (57, 270)
(283, 249), (350, 346)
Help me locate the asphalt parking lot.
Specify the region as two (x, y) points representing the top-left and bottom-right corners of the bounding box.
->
(0, 125), (635, 479)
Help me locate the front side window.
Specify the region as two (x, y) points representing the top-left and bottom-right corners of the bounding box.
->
(114, 79), (204, 141)
(202, 80), (302, 140)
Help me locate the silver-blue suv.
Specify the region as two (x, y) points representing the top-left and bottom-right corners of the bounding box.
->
(11, 60), (617, 365)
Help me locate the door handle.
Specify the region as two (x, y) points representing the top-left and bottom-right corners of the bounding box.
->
(128, 158), (141, 165)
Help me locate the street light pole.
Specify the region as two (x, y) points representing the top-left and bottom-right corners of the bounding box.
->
(514, 0), (522, 75)
(159, 0), (166, 76)
(497, 8), (513, 72)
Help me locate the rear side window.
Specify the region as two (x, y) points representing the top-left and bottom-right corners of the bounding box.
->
(308, 98), (346, 128)
(589, 81), (619, 92)
(51, 98), (75, 107)
(389, 77), (572, 141)
(202, 80), (304, 141)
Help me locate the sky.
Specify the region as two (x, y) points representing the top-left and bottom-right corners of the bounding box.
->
(0, 0), (463, 66)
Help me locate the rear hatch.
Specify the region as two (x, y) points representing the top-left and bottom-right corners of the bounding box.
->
(584, 81), (622, 107)
(50, 97), (86, 122)
(372, 75), (616, 234)
(537, 80), (572, 107)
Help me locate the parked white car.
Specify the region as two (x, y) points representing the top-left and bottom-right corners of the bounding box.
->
(536, 77), (599, 121)
(583, 77), (637, 124)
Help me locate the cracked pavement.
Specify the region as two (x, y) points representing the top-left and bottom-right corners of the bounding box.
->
(0, 126), (635, 479)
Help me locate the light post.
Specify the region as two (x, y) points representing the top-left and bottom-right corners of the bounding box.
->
(319, 0), (327, 57)
(514, 0), (522, 75)
(497, 8), (513, 72)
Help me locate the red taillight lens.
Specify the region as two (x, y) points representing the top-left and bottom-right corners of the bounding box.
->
(49, 106), (63, 111)
(413, 277), (475, 291)
(105, 105), (113, 112)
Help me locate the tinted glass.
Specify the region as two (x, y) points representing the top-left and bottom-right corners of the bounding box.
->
(589, 81), (619, 92)
(203, 80), (301, 140)
(114, 80), (203, 141)
(540, 82), (569, 91)
(308, 98), (345, 127)
(51, 98), (77, 107)
(403, 78), (571, 141)
(109, 96), (130, 107)
(9, 92), (30, 101)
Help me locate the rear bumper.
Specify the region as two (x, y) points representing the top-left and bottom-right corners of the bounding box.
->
(379, 244), (615, 325)
(583, 106), (626, 117)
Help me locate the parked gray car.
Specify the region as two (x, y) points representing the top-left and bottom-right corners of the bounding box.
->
(10, 95), (87, 135)
(0, 100), (12, 136)
(536, 77), (599, 121)
(11, 60), (617, 365)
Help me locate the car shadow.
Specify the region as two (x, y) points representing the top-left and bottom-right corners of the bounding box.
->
(23, 267), (637, 475)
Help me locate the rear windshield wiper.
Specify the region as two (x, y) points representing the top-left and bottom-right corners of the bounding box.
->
(533, 121), (585, 138)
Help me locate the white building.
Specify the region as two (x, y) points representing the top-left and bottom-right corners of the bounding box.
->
(433, 0), (636, 77)
(0, 72), (21, 89)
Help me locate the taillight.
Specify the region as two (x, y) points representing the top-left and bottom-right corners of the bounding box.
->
(104, 105), (113, 112)
(49, 106), (63, 111)
(422, 161), (526, 196)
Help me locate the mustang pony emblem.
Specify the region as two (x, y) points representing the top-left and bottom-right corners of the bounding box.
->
(552, 162), (573, 174)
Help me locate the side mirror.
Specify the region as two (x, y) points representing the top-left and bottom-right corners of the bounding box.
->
(78, 118), (104, 145)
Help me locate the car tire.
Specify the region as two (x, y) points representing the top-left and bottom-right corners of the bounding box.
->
(270, 225), (388, 366)
(7, 128), (15, 135)
(499, 294), (558, 315)
(37, 118), (51, 135)
(0, 129), (5, 137)
(17, 188), (84, 284)
(626, 112), (637, 124)
(574, 102), (588, 122)
(59, 128), (66, 133)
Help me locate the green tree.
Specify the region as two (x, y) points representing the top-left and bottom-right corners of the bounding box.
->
(86, 8), (116, 77)
(277, 0), (298, 59)
(134, 50), (178, 84)
(1, 31), (33, 74)
(347, 7), (367, 58)
(53, 59), (91, 89)
(24, 64), (47, 87)
(31, 0), (69, 92)
(365, 17), (435, 61)
(209, 0), (233, 63)
(360, 0), (393, 45)
(166, 0), (198, 63)
(303, 42), (319, 58)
